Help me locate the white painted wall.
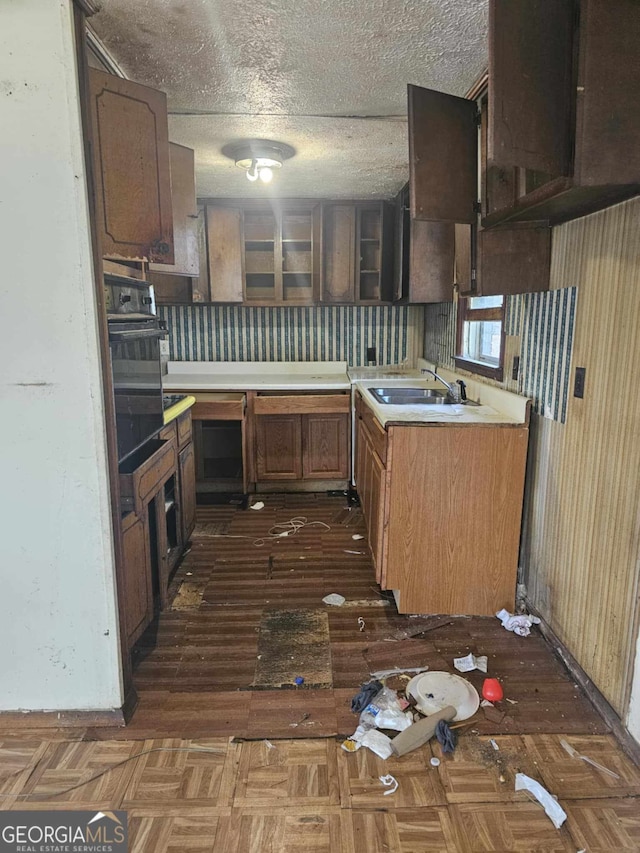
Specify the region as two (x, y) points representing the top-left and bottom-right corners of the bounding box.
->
(0, 0), (122, 710)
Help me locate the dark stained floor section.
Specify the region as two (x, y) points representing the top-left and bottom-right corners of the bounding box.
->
(99, 494), (608, 741)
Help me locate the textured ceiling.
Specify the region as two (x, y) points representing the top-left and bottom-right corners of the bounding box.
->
(90, 0), (488, 198)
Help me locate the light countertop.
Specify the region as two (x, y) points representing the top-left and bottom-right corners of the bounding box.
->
(163, 360), (351, 392)
(162, 359), (530, 426)
(353, 360), (530, 427)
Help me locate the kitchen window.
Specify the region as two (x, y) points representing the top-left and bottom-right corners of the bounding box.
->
(455, 295), (504, 381)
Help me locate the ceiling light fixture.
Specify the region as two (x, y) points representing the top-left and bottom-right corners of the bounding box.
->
(224, 140), (295, 186)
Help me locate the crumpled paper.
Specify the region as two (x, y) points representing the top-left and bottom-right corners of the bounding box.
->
(496, 608), (541, 637)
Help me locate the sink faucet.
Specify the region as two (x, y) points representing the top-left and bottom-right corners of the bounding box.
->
(420, 368), (456, 396)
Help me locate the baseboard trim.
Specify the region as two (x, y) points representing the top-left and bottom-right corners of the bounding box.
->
(527, 599), (640, 766)
(0, 687), (138, 729)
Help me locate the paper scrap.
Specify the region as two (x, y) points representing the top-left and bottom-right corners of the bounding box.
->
(481, 699), (494, 707)
(352, 534), (365, 540)
(264, 740), (275, 750)
(515, 773), (567, 829)
(358, 617), (366, 632)
(360, 729), (393, 759)
(490, 739), (499, 751)
(454, 652), (488, 673)
(250, 501), (265, 511)
(322, 593), (346, 606)
(344, 549), (365, 555)
(379, 774), (399, 795)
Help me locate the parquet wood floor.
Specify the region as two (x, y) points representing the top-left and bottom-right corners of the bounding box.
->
(0, 496), (638, 850)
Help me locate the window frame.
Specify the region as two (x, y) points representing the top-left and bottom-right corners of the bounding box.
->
(454, 296), (505, 381)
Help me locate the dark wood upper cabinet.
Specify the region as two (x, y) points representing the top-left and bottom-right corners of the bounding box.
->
(89, 69), (174, 264)
(484, 0), (640, 226)
(321, 202), (394, 303)
(149, 142), (199, 276)
(489, 0), (575, 177)
(322, 204), (356, 303)
(394, 184), (455, 303)
(206, 204), (244, 303)
(408, 84), (478, 224)
(574, 0), (640, 188)
(477, 225), (552, 297)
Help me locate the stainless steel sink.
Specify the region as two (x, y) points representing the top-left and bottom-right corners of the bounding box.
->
(370, 387), (453, 405)
(368, 386), (482, 407)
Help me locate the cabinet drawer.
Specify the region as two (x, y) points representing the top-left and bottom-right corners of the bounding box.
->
(176, 409), (192, 449)
(119, 438), (177, 514)
(254, 393), (350, 416)
(191, 392), (245, 420)
(356, 394), (387, 465)
(158, 421), (177, 444)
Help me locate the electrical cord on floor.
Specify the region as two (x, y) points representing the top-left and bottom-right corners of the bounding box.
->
(0, 745), (225, 801)
(197, 516), (331, 547)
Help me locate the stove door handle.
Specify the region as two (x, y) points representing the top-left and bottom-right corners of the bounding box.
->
(108, 327), (167, 343)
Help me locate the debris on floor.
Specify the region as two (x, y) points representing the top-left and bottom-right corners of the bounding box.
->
(322, 593), (345, 606)
(406, 671), (480, 720)
(359, 686), (413, 732)
(391, 706), (456, 756)
(364, 638), (442, 674)
(250, 501), (265, 510)
(453, 652), (488, 673)
(515, 773), (567, 829)
(482, 677), (504, 702)
(370, 665), (429, 679)
(357, 617), (366, 632)
(390, 616), (453, 639)
(379, 773), (399, 795)
(351, 679), (384, 713)
(359, 728), (394, 759)
(435, 719), (457, 753)
(559, 737), (620, 778)
(496, 607), (541, 637)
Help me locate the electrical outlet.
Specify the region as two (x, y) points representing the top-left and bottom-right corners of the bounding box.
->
(512, 355), (520, 381)
(366, 346), (377, 365)
(574, 366), (586, 398)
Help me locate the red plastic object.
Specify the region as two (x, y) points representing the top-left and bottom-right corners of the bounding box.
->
(482, 678), (503, 702)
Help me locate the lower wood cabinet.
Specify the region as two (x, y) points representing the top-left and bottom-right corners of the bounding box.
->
(355, 391), (529, 615)
(179, 441), (196, 541)
(255, 406), (350, 483)
(355, 416), (386, 573)
(256, 415), (303, 480)
(118, 408), (196, 656)
(120, 511), (153, 648)
(303, 413), (349, 478)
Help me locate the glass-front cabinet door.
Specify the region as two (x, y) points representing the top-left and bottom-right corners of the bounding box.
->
(242, 204), (319, 305)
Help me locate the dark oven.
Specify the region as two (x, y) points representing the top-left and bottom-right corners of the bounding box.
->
(106, 274), (166, 463)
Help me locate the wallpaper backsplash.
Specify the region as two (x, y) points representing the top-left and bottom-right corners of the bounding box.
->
(159, 304), (424, 366)
(424, 287), (578, 423)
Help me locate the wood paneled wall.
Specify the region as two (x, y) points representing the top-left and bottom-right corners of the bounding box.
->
(522, 197), (640, 714)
